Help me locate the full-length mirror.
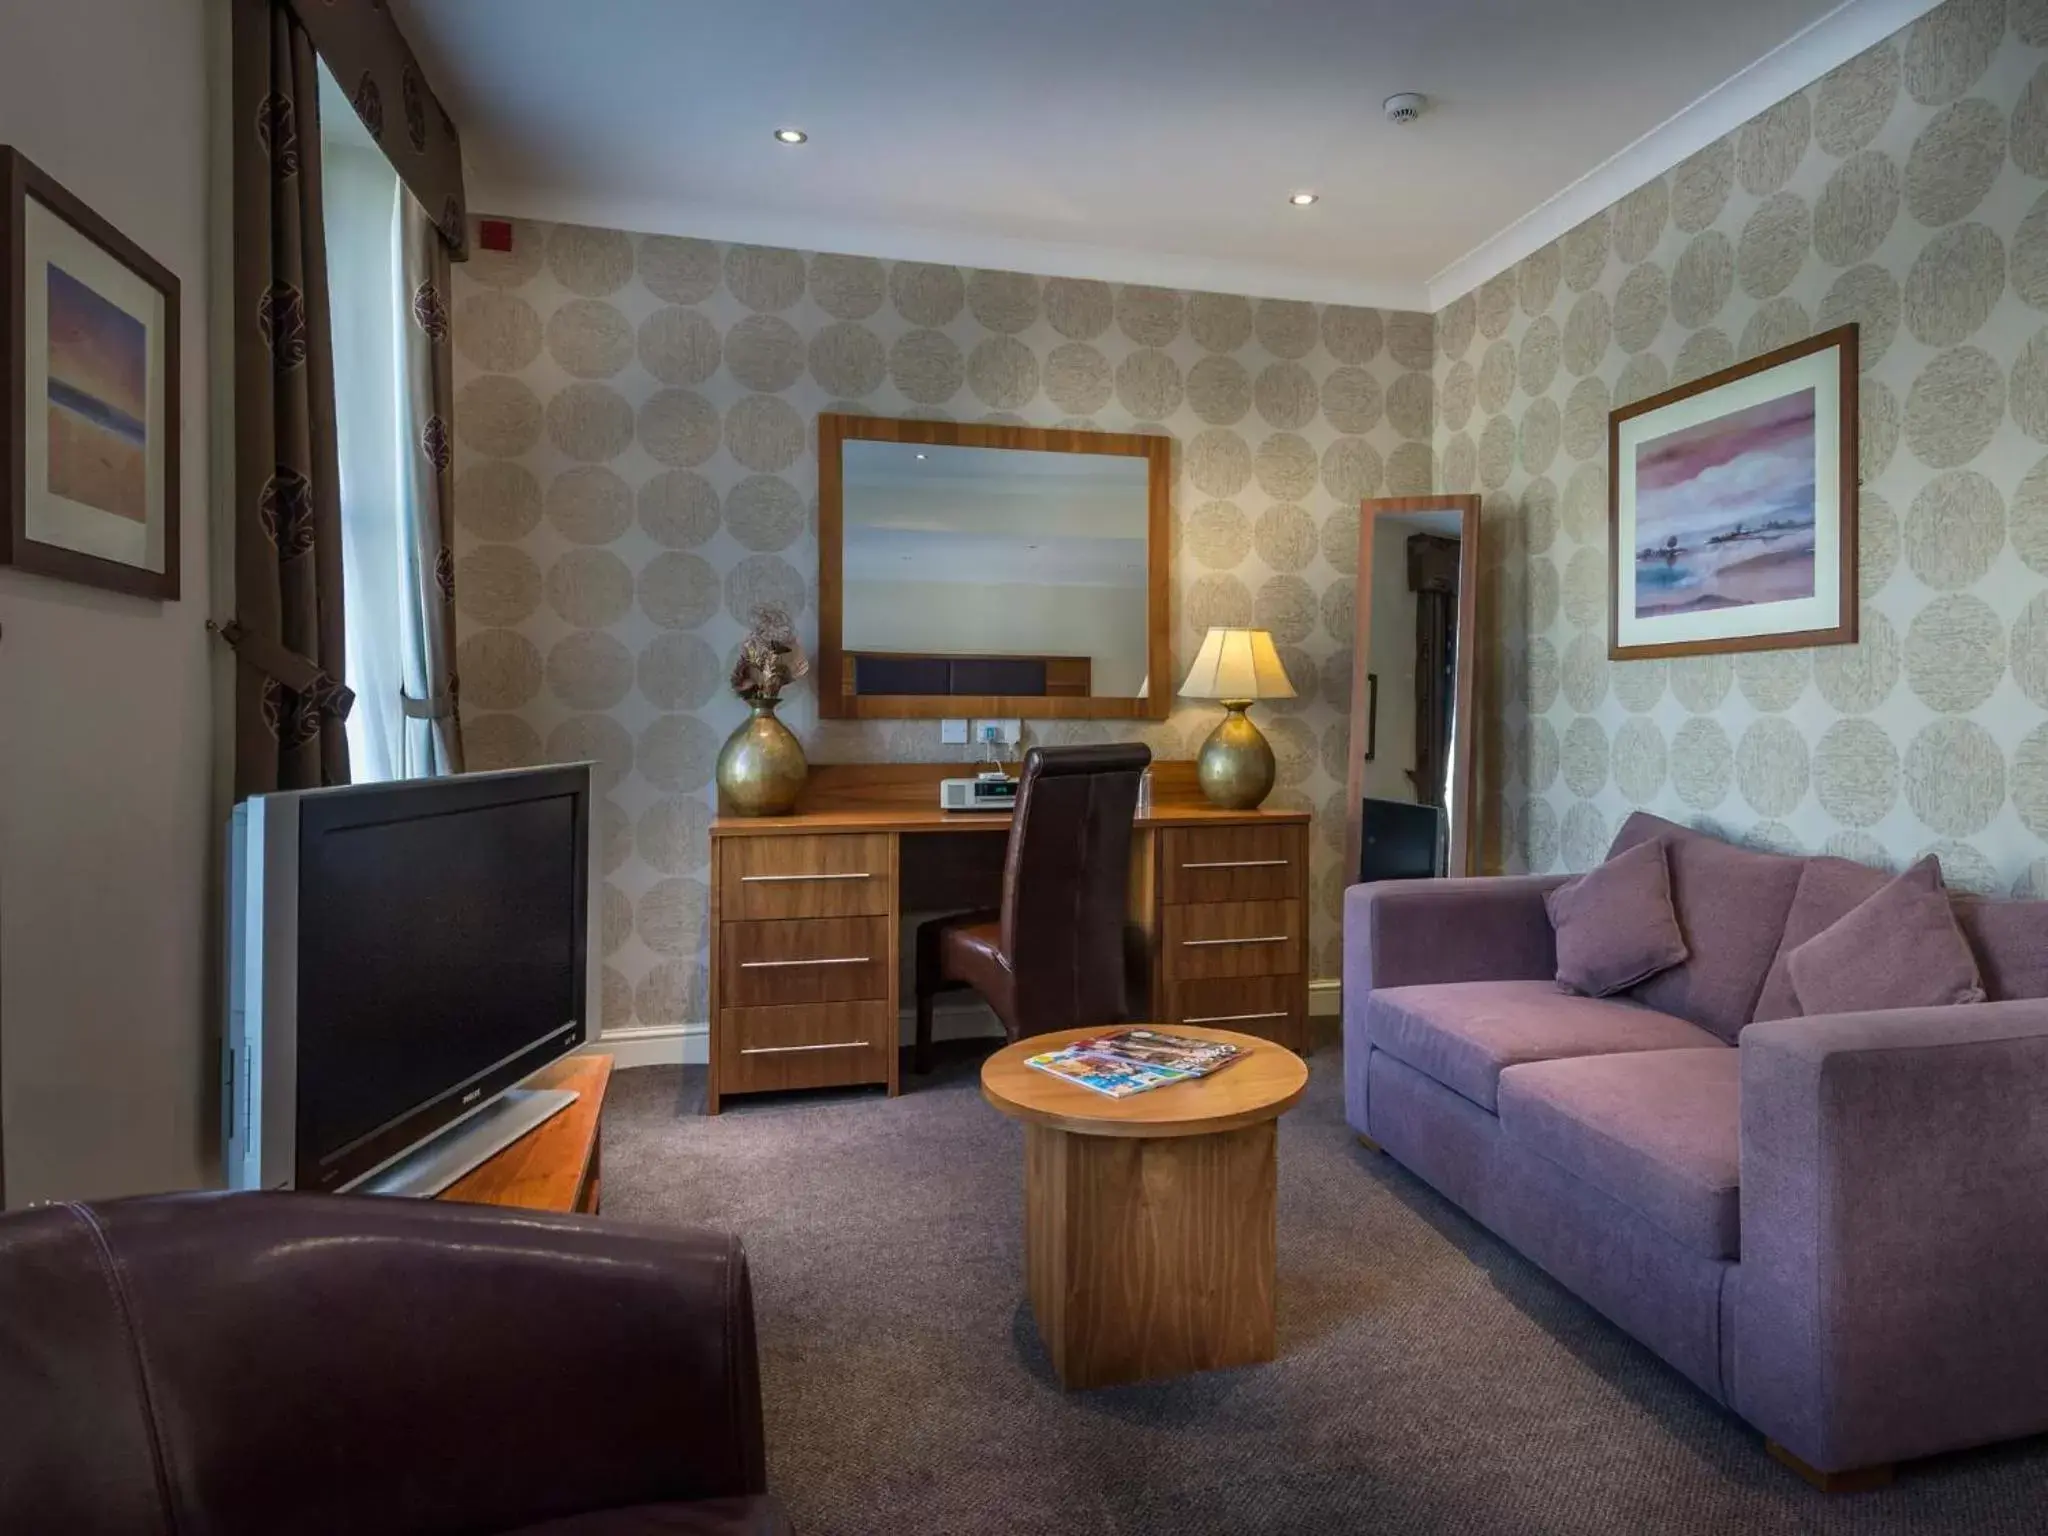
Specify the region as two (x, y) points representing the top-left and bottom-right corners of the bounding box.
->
(819, 415), (1170, 719)
(1345, 495), (1482, 883)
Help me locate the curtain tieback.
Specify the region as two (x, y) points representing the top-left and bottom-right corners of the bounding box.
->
(215, 621), (356, 721)
(400, 687), (455, 721)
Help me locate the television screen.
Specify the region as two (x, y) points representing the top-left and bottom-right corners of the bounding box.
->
(1360, 796), (1444, 883)
(294, 779), (585, 1188)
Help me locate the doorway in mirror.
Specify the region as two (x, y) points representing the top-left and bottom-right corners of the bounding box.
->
(1344, 495), (1481, 885)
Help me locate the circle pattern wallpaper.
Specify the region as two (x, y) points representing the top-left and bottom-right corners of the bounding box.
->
(454, 233), (1429, 1032)
(452, 0), (2048, 1043)
(1449, 0), (2048, 898)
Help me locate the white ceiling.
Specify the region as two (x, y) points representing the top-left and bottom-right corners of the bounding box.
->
(844, 528), (1147, 590)
(393, 0), (1938, 311)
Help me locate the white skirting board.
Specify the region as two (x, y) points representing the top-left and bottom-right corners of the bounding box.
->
(592, 979), (1341, 1069)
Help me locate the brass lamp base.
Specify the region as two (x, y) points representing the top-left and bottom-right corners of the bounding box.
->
(1196, 701), (1275, 810)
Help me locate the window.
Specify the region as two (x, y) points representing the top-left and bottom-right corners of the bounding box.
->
(319, 61), (447, 782)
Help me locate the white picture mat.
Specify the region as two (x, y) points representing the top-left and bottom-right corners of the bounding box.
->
(1613, 346), (1841, 650)
(21, 193), (168, 572)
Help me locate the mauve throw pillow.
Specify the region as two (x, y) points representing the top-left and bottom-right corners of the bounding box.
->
(1608, 811), (1805, 1039)
(1544, 837), (1690, 996)
(1787, 856), (1986, 1017)
(1751, 855), (1892, 1022)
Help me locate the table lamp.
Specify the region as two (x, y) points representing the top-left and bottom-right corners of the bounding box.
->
(1178, 627), (1296, 809)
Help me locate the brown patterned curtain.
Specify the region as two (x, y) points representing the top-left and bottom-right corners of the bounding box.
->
(288, 0), (470, 258)
(228, 0), (469, 795)
(1407, 534), (1461, 809)
(228, 2), (352, 795)
(396, 194), (463, 774)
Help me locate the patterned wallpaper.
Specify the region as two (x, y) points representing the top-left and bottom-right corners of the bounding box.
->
(1442, 0), (2048, 897)
(450, 226), (1433, 1035)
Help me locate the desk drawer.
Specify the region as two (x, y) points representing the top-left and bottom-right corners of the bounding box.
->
(1163, 975), (1305, 1051)
(721, 916), (890, 1008)
(719, 834), (892, 920)
(1160, 824), (1305, 904)
(1162, 899), (1304, 981)
(718, 1001), (891, 1094)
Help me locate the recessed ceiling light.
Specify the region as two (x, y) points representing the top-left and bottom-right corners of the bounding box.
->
(1288, 191), (1319, 207)
(773, 127), (808, 145)
(915, 452), (926, 460)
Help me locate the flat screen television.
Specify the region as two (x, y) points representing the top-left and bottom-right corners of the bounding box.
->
(1359, 796), (1445, 883)
(225, 764), (592, 1196)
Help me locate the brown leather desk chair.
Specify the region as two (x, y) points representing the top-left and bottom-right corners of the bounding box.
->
(913, 742), (1151, 1073)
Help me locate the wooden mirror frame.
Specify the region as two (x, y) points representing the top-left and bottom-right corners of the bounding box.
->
(817, 413), (1172, 721)
(1343, 494), (1482, 885)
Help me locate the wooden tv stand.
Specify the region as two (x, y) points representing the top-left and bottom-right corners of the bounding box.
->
(437, 1053), (613, 1214)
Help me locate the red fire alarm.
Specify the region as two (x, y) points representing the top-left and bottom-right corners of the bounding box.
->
(479, 219), (513, 253)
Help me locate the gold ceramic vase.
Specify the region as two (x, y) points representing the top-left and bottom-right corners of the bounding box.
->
(1196, 700), (1275, 810)
(717, 697), (808, 816)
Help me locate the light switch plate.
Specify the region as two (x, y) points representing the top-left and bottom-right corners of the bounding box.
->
(973, 718), (1022, 746)
(940, 718), (969, 745)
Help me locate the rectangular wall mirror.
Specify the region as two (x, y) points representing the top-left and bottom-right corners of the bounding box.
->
(818, 414), (1171, 719)
(1344, 494), (1482, 883)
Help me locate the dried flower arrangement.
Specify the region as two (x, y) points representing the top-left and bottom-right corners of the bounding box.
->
(730, 606), (810, 703)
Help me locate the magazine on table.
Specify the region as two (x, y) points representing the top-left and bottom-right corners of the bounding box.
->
(1025, 1028), (1248, 1099)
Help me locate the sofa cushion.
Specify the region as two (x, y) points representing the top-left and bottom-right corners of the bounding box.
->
(1366, 980), (1726, 1113)
(1498, 1049), (1741, 1259)
(1608, 812), (1804, 1041)
(1789, 856), (1985, 1016)
(505, 1498), (793, 1536)
(1545, 837), (1689, 996)
(1954, 896), (2048, 1002)
(1751, 855), (1890, 1022)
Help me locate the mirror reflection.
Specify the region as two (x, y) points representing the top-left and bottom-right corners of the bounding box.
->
(841, 440), (1150, 700)
(1359, 506), (1468, 880)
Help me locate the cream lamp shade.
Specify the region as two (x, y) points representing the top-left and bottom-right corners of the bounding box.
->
(1178, 628), (1296, 703)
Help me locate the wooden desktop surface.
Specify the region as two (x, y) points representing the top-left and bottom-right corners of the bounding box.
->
(711, 761), (1310, 835)
(438, 1052), (612, 1214)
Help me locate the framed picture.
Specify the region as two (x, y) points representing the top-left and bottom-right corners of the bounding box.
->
(2, 147), (180, 600)
(1608, 326), (1855, 661)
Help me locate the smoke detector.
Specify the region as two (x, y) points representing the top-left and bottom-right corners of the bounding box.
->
(1384, 93), (1429, 125)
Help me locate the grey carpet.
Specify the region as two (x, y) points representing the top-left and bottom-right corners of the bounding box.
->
(603, 1044), (2048, 1534)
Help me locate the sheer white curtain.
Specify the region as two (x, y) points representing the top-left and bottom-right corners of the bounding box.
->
(324, 140), (410, 782)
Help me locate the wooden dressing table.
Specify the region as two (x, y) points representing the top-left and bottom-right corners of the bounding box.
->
(707, 761), (1310, 1113)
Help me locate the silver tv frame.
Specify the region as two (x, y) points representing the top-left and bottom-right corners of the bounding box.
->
(225, 764), (598, 1196)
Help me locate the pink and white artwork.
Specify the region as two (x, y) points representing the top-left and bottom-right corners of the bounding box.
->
(1609, 328), (1856, 661)
(1632, 389), (1816, 619)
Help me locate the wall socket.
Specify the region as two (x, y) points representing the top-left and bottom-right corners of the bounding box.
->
(972, 719), (1022, 747)
(940, 718), (969, 745)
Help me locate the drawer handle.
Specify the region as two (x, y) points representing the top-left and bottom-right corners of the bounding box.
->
(1180, 859), (1290, 869)
(738, 955), (872, 969)
(1181, 1010), (1288, 1024)
(740, 872), (873, 883)
(740, 1040), (871, 1055)
(1181, 934), (1291, 947)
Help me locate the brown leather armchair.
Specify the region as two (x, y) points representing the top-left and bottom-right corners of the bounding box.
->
(913, 742), (1151, 1072)
(0, 1192), (789, 1536)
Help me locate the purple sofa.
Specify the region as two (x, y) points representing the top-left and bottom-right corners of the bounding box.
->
(1342, 811), (2048, 1481)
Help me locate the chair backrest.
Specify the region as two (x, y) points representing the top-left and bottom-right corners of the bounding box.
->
(997, 742), (1151, 1035)
(0, 1192), (765, 1536)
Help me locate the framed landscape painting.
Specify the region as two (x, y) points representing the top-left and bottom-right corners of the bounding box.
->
(1608, 326), (1855, 661)
(1, 147), (180, 600)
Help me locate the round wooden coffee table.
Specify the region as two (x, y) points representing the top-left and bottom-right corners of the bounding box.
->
(981, 1025), (1308, 1390)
